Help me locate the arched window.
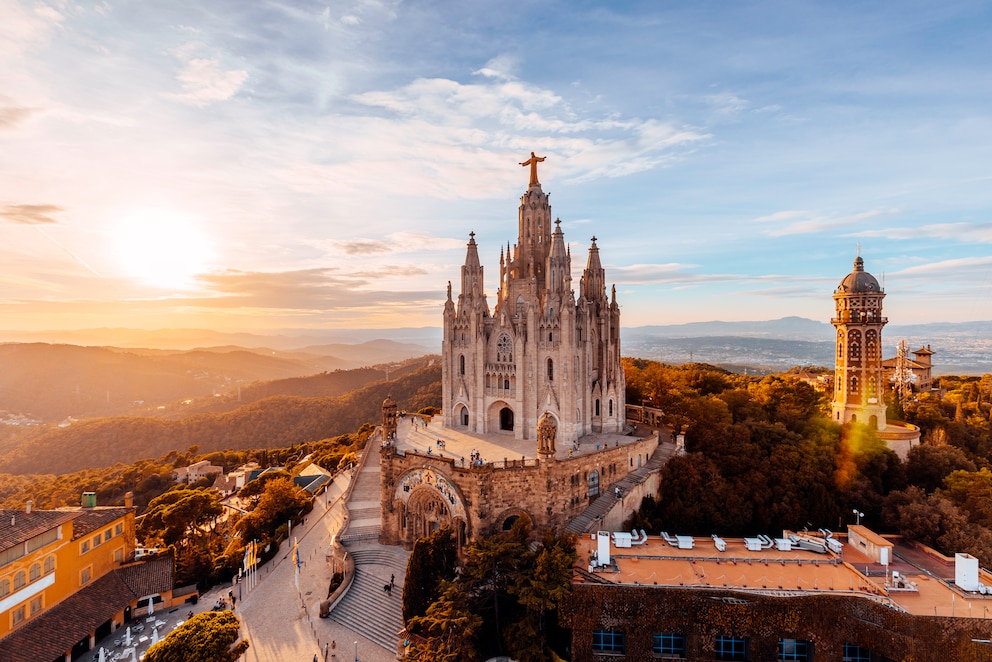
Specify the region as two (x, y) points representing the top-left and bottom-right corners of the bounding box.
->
(504, 379), (510, 390)
(0, 579), (9, 597)
(851, 376), (859, 393)
(595, 399), (601, 416)
(14, 571), (26, 589)
(44, 557), (55, 574)
(459, 355), (465, 375)
(547, 358), (554, 381)
(29, 564), (40, 581)
(500, 407), (514, 431)
(609, 400), (613, 416)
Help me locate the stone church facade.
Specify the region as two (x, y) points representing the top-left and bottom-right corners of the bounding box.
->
(440, 155), (625, 445)
(378, 156), (659, 550)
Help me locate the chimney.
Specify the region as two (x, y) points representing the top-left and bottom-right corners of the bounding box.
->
(124, 492), (134, 508)
(81, 492), (96, 508)
(25, 500), (32, 514)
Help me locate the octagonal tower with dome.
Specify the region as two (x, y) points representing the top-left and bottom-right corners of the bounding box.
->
(831, 255), (889, 430)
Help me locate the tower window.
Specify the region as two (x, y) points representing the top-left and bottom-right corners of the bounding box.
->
(609, 400), (613, 416)
(595, 399), (601, 417)
(547, 358), (554, 381)
(497, 334), (513, 363)
(459, 355), (465, 375)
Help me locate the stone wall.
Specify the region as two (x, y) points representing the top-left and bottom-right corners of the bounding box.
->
(379, 434), (659, 548)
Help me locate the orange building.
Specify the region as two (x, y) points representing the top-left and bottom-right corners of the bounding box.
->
(0, 498), (178, 662)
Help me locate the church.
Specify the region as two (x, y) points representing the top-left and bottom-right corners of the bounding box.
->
(440, 152), (625, 445)
(377, 156), (660, 550)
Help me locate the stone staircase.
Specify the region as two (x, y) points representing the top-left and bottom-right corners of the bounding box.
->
(566, 442), (676, 534)
(330, 450), (411, 652)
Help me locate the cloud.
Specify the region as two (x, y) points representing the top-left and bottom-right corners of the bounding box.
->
(757, 208), (900, 236)
(0, 204), (62, 224)
(192, 267), (437, 311)
(165, 43), (249, 108)
(851, 222), (992, 244)
(890, 256), (992, 278)
(0, 104), (41, 130)
(328, 232), (467, 256)
(473, 55), (519, 82)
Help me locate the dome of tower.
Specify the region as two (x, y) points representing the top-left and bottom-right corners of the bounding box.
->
(837, 256), (881, 293)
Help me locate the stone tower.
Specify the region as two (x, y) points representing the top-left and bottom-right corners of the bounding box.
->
(831, 255), (888, 430)
(441, 155), (625, 446)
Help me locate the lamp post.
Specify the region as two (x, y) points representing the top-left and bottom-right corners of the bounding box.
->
(853, 509), (864, 526)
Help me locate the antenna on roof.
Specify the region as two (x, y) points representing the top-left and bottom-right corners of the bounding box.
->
(857, 242), (861, 257)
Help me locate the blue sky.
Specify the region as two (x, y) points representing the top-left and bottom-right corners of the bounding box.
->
(1, 0), (990, 332)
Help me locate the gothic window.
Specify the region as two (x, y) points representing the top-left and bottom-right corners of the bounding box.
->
(497, 334), (513, 363)
(609, 400), (613, 416)
(516, 296), (526, 317)
(504, 379), (510, 390)
(595, 399), (601, 417)
(850, 341), (860, 359)
(459, 355), (465, 375)
(868, 378), (877, 399)
(851, 376), (859, 393)
(547, 358), (554, 381)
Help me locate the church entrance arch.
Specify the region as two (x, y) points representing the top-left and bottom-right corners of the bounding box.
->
(394, 468), (469, 550)
(500, 407), (514, 431)
(456, 404), (469, 427)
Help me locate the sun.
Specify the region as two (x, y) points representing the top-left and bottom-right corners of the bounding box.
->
(114, 209), (212, 289)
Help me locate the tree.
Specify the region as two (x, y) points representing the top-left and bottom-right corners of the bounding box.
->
(506, 529), (576, 662)
(905, 444), (976, 494)
(143, 611), (248, 662)
(461, 515), (530, 652)
(403, 526), (458, 624)
(405, 581), (482, 662)
(237, 476), (311, 544)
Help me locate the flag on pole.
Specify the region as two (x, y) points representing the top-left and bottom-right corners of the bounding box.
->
(293, 537), (302, 591)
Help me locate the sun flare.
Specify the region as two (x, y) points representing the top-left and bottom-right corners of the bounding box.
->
(114, 210), (212, 289)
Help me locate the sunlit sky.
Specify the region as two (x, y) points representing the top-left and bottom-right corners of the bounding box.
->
(2, 0), (991, 334)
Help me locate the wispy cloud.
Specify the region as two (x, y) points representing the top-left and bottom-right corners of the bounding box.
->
(891, 256), (992, 278)
(1, 204), (62, 224)
(0, 103), (40, 130)
(164, 42), (248, 108)
(757, 208), (900, 236)
(852, 222), (992, 244)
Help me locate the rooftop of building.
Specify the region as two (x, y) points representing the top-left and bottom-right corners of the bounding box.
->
(0, 509), (77, 552)
(574, 527), (992, 618)
(66, 506), (133, 539)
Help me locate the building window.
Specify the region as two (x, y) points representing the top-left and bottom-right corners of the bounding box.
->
(11, 605), (25, 626)
(105, 529), (112, 542)
(93, 534), (101, 548)
(44, 556), (55, 574)
(592, 629), (625, 654)
(81, 540), (90, 554)
(595, 399), (601, 416)
(715, 636), (748, 661)
(115, 523), (123, 535)
(29, 564), (40, 581)
(0, 579), (9, 597)
(547, 358), (554, 381)
(80, 566), (92, 586)
(497, 334), (513, 363)
(459, 355), (465, 375)
(779, 639), (811, 661)
(13, 571), (26, 590)
(609, 400), (613, 416)
(653, 632), (686, 658)
(29, 596), (42, 616)
(843, 644), (872, 662)
(588, 470), (600, 497)
(114, 548), (124, 563)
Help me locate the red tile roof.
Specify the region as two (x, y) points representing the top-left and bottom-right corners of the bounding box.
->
(0, 510), (76, 552)
(67, 507), (132, 539)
